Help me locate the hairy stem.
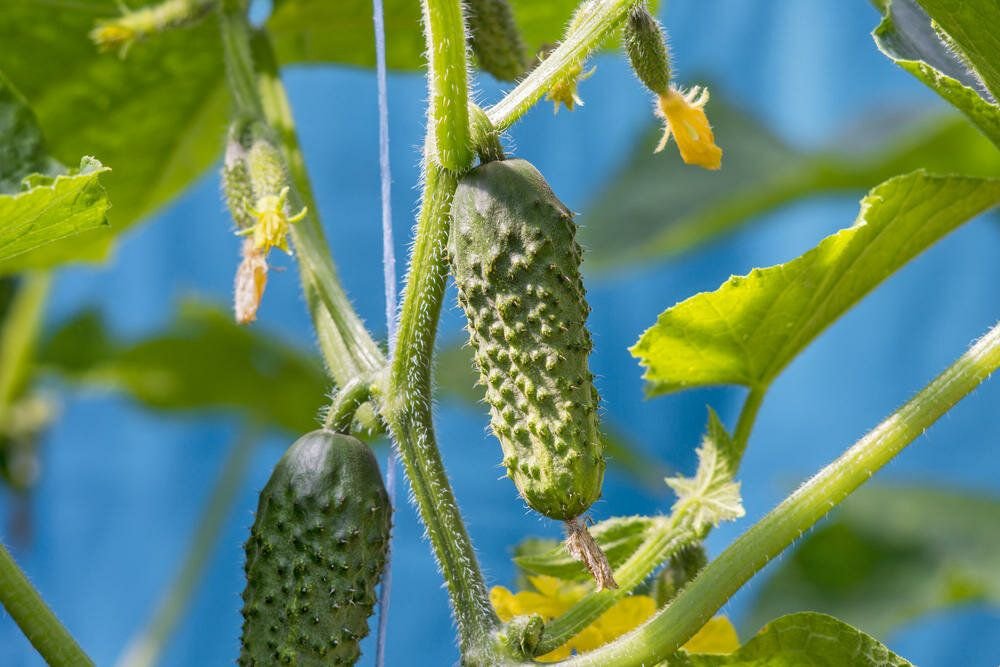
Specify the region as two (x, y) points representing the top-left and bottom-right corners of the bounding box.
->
(382, 164), (500, 661)
(218, 2), (386, 388)
(116, 428), (258, 667)
(486, 0), (637, 131)
(0, 541), (93, 666)
(422, 0), (472, 171)
(732, 385), (765, 462)
(323, 376), (374, 432)
(561, 320), (1000, 666)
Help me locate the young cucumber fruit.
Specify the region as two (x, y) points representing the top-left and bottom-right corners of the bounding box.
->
(239, 430), (391, 666)
(449, 158), (605, 521)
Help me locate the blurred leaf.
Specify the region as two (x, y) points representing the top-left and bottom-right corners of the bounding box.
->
(0, 158), (111, 267)
(435, 336), (669, 491)
(38, 302), (328, 433)
(632, 172), (1000, 396)
(0, 1), (229, 266)
(874, 0), (1000, 149)
(268, 0), (647, 71)
(675, 612), (911, 666)
(0, 72), (61, 192)
(748, 485), (1000, 639)
(581, 105), (1000, 270)
(515, 516), (658, 581)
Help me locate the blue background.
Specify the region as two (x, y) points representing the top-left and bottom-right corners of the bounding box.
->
(3, 1), (999, 665)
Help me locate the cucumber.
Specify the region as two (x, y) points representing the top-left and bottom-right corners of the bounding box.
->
(464, 0), (528, 82)
(449, 158), (605, 522)
(239, 430), (391, 666)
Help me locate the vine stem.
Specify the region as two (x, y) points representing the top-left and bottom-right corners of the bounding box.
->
(560, 319), (1000, 666)
(486, 0), (638, 131)
(0, 272), (51, 422)
(116, 428), (259, 667)
(0, 541), (93, 666)
(218, 0), (386, 388)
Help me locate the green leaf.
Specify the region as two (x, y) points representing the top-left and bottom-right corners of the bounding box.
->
(514, 516), (658, 581)
(632, 172), (1000, 396)
(268, 0), (643, 71)
(38, 302), (329, 434)
(874, 0), (1000, 149)
(0, 157), (111, 267)
(0, 1), (228, 266)
(581, 103), (1000, 270)
(748, 485), (1000, 639)
(0, 72), (61, 192)
(915, 0), (1000, 100)
(676, 612), (911, 666)
(665, 427), (743, 533)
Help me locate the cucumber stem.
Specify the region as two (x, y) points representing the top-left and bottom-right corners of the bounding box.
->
(559, 319), (1000, 666)
(0, 541), (94, 666)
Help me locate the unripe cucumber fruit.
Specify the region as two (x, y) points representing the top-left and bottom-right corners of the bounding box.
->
(463, 0), (528, 82)
(239, 430), (391, 666)
(449, 158), (605, 521)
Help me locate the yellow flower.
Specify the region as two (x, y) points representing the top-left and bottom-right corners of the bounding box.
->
(546, 63), (596, 113)
(491, 575), (739, 661)
(655, 86), (723, 170)
(89, 22), (136, 55)
(239, 186), (307, 254)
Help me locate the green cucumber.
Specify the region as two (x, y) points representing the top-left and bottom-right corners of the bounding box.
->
(463, 0), (528, 82)
(239, 430), (391, 666)
(449, 158), (605, 522)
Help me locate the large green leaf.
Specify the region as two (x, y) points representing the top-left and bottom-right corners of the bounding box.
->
(0, 158), (111, 267)
(0, 73), (61, 193)
(269, 0), (635, 71)
(0, 1), (229, 266)
(915, 0), (1000, 100)
(748, 486), (1000, 639)
(675, 612), (911, 666)
(581, 106), (1000, 270)
(632, 172), (1000, 396)
(38, 302), (328, 433)
(874, 0), (1000, 149)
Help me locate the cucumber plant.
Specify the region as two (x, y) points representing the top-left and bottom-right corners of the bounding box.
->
(1, 0), (1000, 666)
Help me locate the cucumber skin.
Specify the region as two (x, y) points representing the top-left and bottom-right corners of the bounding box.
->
(239, 430), (391, 666)
(449, 158), (605, 521)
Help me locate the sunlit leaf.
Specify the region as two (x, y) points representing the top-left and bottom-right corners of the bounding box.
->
(581, 106), (1000, 270)
(0, 1), (228, 265)
(874, 0), (1000, 148)
(674, 612), (911, 666)
(0, 158), (111, 268)
(749, 485), (1000, 638)
(38, 302), (328, 433)
(915, 0), (1000, 100)
(632, 172), (1000, 395)
(665, 425), (743, 532)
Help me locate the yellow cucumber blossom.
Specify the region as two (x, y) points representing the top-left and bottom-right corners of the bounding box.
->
(239, 186), (307, 255)
(655, 85), (723, 170)
(89, 22), (136, 56)
(490, 575), (739, 661)
(546, 63), (596, 113)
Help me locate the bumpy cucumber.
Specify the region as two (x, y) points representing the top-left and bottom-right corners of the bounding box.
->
(449, 158), (605, 521)
(464, 0), (528, 82)
(239, 430), (391, 666)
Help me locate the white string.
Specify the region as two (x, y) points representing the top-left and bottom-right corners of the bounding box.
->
(372, 0), (397, 664)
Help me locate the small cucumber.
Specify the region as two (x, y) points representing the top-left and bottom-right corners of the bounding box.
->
(239, 430), (391, 666)
(463, 0), (528, 82)
(449, 158), (605, 522)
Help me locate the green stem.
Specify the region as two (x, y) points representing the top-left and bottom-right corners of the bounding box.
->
(217, 3), (386, 387)
(561, 320), (1000, 666)
(116, 428), (259, 667)
(732, 385), (765, 462)
(535, 517), (700, 656)
(382, 165), (500, 662)
(0, 272), (51, 423)
(0, 540), (93, 666)
(323, 376), (374, 432)
(486, 0), (637, 131)
(422, 0), (472, 171)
